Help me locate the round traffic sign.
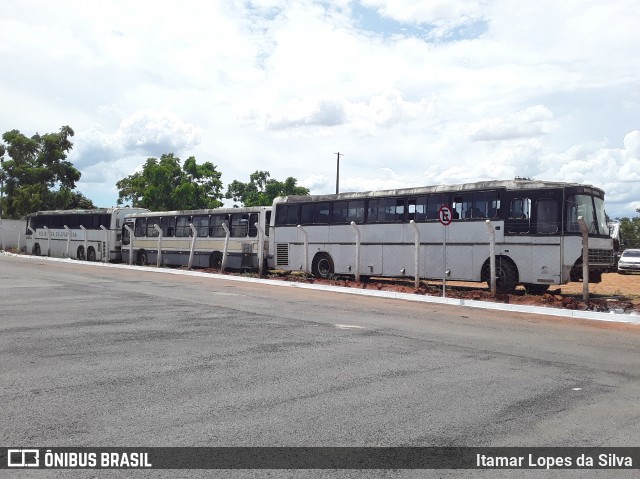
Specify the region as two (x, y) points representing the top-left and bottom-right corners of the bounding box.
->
(438, 205), (453, 226)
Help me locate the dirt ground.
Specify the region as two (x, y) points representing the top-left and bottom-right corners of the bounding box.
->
(261, 271), (640, 315)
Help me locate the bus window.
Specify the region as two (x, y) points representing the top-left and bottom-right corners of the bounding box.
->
(192, 215), (209, 237)
(426, 195), (449, 220)
(146, 217), (161, 237)
(135, 218), (147, 237)
(248, 213), (258, 237)
(230, 214), (249, 237)
(474, 191), (500, 218)
(175, 216), (191, 237)
(275, 204), (299, 226)
(536, 199), (559, 234)
(160, 216), (175, 237)
(565, 194), (606, 234)
(332, 200), (365, 224)
(300, 202), (330, 225)
(408, 198), (428, 222)
(506, 198), (531, 234)
(210, 214), (227, 237)
(265, 211), (271, 236)
(368, 198), (404, 223)
(122, 221), (133, 245)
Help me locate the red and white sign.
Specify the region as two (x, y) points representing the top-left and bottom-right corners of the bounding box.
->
(438, 205), (453, 226)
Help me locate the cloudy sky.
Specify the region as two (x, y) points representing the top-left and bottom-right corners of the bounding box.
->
(1, 0), (639, 217)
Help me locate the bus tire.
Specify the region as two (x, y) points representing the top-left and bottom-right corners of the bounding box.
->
(33, 243), (41, 256)
(481, 256), (518, 294)
(209, 251), (223, 269)
(87, 247), (96, 262)
(312, 252), (334, 279)
(137, 249), (148, 266)
(77, 246), (85, 260)
(524, 283), (550, 295)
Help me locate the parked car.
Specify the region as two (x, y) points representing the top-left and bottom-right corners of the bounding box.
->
(617, 249), (640, 274)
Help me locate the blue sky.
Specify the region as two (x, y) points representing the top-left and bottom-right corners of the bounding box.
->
(1, 0), (639, 217)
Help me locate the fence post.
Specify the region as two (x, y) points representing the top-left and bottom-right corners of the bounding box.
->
(0, 226), (4, 251)
(154, 224), (163, 267)
(409, 220), (420, 289)
(485, 220), (496, 295)
(578, 216), (590, 301)
(221, 222), (230, 272)
(255, 222), (265, 277)
(16, 226), (21, 253)
(188, 223), (197, 270)
(100, 225), (109, 262)
(350, 221), (361, 283)
(44, 226), (51, 256)
(79, 225), (87, 260)
(296, 225), (309, 274)
(124, 225), (134, 265)
(64, 225), (71, 258)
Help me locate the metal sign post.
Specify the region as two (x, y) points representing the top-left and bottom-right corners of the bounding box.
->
(438, 205), (453, 297)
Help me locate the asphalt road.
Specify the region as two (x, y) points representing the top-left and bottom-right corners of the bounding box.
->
(1, 254), (640, 478)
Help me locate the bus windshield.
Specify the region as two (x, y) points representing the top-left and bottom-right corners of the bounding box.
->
(566, 194), (608, 235)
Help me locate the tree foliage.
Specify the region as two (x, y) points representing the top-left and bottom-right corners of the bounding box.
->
(116, 153), (224, 210)
(0, 126), (94, 218)
(618, 215), (640, 249)
(225, 170), (309, 207)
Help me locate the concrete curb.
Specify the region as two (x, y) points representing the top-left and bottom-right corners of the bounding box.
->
(4, 251), (640, 325)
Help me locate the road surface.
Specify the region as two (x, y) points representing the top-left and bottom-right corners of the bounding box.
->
(1, 255), (639, 478)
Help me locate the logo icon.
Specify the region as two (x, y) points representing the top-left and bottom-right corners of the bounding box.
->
(7, 449), (39, 467)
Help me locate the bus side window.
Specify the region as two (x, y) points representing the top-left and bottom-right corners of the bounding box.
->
(175, 216), (191, 237)
(161, 216), (175, 237)
(331, 201), (349, 224)
(426, 195), (448, 220)
(264, 211), (271, 236)
(536, 199), (559, 234)
(248, 213), (258, 237)
(414, 197), (427, 222)
(146, 217), (161, 237)
(210, 214), (227, 237)
(135, 218), (147, 237)
(506, 198), (531, 234)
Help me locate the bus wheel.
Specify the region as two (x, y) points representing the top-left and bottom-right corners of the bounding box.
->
(77, 246), (85, 260)
(33, 243), (41, 256)
(87, 247), (96, 262)
(209, 251), (223, 269)
(137, 250), (148, 266)
(482, 256), (518, 294)
(524, 283), (550, 295)
(312, 253), (334, 279)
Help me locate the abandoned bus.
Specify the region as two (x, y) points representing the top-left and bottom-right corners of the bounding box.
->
(121, 207), (271, 270)
(25, 208), (148, 262)
(270, 179), (615, 293)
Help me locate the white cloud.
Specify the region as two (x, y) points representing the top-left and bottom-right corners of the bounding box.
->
(467, 105), (554, 141)
(0, 0), (639, 217)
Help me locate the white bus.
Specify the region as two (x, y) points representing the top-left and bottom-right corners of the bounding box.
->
(25, 208), (148, 262)
(270, 179), (616, 293)
(121, 207), (271, 270)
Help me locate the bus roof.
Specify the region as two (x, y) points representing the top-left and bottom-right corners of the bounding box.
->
(273, 179), (604, 203)
(27, 207), (147, 217)
(123, 206), (270, 218)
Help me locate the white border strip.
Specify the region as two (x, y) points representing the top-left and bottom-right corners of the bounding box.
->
(5, 252), (640, 325)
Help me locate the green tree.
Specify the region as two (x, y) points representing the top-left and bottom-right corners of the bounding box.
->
(225, 170), (309, 206)
(618, 215), (640, 249)
(116, 153), (223, 210)
(0, 126), (94, 218)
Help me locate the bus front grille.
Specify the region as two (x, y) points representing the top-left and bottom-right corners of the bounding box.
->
(588, 248), (614, 266)
(276, 243), (289, 266)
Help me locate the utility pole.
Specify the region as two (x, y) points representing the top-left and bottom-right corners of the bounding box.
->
(334, 152), (343, 194)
